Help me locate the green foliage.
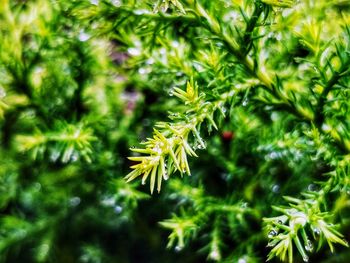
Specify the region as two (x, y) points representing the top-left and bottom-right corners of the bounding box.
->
(109, 0), (350, 261)
(1, 0), (350, 262)
(0, 0), (148, 262)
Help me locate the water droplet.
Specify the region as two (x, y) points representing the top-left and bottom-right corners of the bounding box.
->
(141, 180), (147, 185)
(305, 239), (313, 252)
(169, 112), (180, 118)
(272, 184), (280, 193)
(169, 193), (177, 200)
(322, 123), (331, 132)
(238, 258), (247, 263)
(127, 47), (141, 56)
(271, 112), (279, 121)
(242, 99), (248, 106)
(276, 33), (282, 41)
(138, 67), (149, 75)
(101, 197), (115, 206)
(275, 215), (288, 225)
(268, 151), (279, 159)
(114, 205), (123, 214)
(146, 58), (155, 65)
(313, 227), (321, 236)
(171, 41), (180, 48)
(308, 184), (318, 192)
(78, 31), (90, 42)
(241, 202), (248, 208)
(197, 144), (204, 149)
(70, 152), (79, 162)
(163, 173), (169, 180)
(174, 245), (183, 252)
(268, 229), (278, 238)
(50, 151), (60, 162)
(69, 197), (81, 207)
(209, 250), (220, 260)
(302, 255), (309, 262)
(111, 0), (121, 7)
(134, 9), (150, 15)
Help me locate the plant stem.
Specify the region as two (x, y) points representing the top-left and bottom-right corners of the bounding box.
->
(315, 61), (350, 126)
(192, 1), (350, 152)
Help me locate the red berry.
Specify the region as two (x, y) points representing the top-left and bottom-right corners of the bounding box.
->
(221, 131), (234, 142)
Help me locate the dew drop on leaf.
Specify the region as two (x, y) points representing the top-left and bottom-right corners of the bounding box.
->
(208, 250), (220, 261)
(305, 239), (314, 252)
(78, 31), (90, 42)
(114, 205), (123, 214)
(313, 227), (321, 236)
(69, 197), (81, 207)
(163, 173), (169, 180)
(111, 0), (121, 7)
(302, 255), (309, 262)
(50, 151), (60, 162)
(268, 229), (278, 238)
(238, 257), (247, 263)
(272, 184), (280, 193)
(174, 245), (183, 252)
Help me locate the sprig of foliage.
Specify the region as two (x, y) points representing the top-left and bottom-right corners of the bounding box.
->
(159, 179), (257, 261)
(110, 0), (350, 261)
(0, 1), (149, 262)
(15, 121), (96, 163)
(126, 79), (231, 193)
(264, 194), (348, 263)
(264, 153), (350, 262)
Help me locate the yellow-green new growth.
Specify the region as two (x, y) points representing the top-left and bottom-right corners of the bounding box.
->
(125, 80), (229, 194)
(125, 127), (197, 194)
(125, 81), (202, 194)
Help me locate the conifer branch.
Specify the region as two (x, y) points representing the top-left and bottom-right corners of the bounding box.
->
(126, 80), (232, 193)
(315, 59), (350, 126)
